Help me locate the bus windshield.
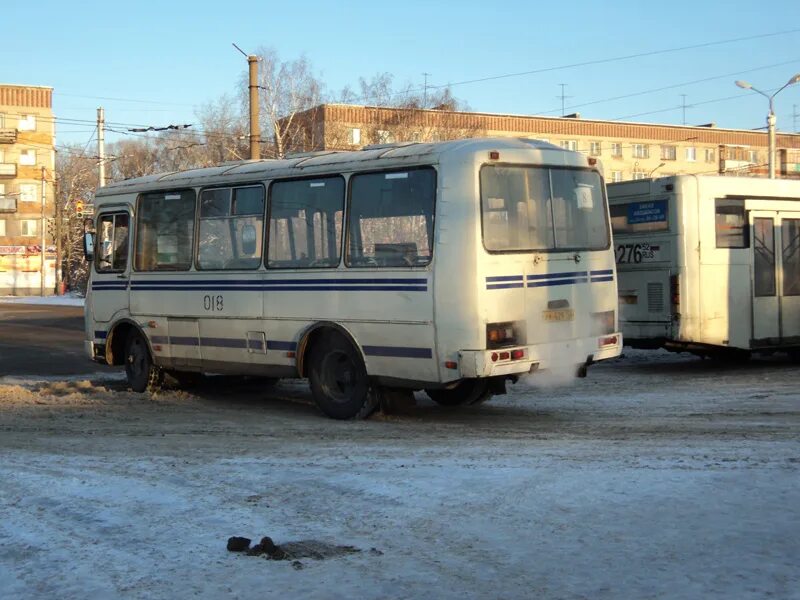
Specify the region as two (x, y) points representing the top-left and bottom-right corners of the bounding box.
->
(481, 165), (609, 252)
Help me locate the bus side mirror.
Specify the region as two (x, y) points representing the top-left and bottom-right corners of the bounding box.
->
(83, 218), (95, 262)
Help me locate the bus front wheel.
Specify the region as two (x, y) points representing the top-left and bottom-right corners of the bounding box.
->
(125, 330), (163, 393)
(425, 379), (492, 407)
(308, 332), (379, 420)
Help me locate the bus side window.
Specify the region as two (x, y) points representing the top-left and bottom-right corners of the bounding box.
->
(96, 213), (129, 273)
(715, 199), (748, 249)
(268, 176), (344, 269)
(197, 185), (264, 270)
(346, 168), (436, 267)
(135, 190), (196, 271)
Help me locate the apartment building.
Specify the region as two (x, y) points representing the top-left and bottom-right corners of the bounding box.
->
(0, 84), (56, 295)
(286, 104), (800, 181)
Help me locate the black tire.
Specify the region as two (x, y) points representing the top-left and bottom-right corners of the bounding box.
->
(307, 332), (379, 420)
(425, 379), (492, 407)
(124, 330), (163, 393)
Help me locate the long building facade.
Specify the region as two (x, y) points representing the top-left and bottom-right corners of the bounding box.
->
(0, 84), (56, 296)
(286, 103), (800, 181)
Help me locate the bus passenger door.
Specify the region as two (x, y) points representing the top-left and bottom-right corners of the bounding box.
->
(750, 211), (800, 347)
(778, 214), (800, 345)
(91, 211), (131, 324)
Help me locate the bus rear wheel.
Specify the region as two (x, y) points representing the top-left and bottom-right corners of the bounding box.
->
(308, 332), (379, 420)
(125, 330), (163, 393)
(425, 379), (492, 407)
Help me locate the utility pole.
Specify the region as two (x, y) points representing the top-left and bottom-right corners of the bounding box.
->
(97, 107), (106, 187)
(248, 55), (260, 160)
(422, 72), (431, 108)
(557, 84), (571, 117)
(40, 166), (47, 296)
(55, 174), (62, 295)
(680, 94), (688, 125)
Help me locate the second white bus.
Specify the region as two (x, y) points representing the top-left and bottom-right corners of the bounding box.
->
(609, 174), (800, 358)
(85, 137), (621, 418)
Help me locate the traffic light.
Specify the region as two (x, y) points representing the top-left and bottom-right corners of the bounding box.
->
(75, 200), (84, 218)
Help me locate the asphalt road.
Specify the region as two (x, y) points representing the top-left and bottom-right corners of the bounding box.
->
(0, 303), (110, 377)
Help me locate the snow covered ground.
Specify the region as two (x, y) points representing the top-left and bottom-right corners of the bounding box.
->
(0, 350), (798, 599)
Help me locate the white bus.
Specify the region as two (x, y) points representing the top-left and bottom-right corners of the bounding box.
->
(608, 174), (800, 358)
(84, 137), (621, 419)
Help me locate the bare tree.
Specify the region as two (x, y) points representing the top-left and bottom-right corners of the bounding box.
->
(55, 146), (99, 293)
(249, 47), (324, 158)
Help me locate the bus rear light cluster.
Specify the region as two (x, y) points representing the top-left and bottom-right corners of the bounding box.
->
(487, 322), (517, 348)
(444, 361), (458, 370)
(490, 348), (526, 362)
(598, 335), (619, 348)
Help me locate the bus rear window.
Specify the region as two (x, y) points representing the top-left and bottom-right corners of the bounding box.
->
(610, 199), (669, 234)
(481, 165), (609, 252)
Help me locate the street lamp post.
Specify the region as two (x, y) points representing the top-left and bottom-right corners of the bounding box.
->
(735, 74), (800, 179)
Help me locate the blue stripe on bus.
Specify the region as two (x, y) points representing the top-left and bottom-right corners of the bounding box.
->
(486, 275), (524, 282)
(94, 330), (107, 339)
(487, 283), (525, 290)
(590, 269), (614, 276)
(590, 276), (614, 283)
(527, 271), (588, 280)
(266, 340), (297, 351)
(129, 284), (427, 292)
(527, 278), (589, 288)
(363, 345), (433, 359)
(151, 335), (169, 345)
(129, 277), (427, 286)
(201, 337), (248, 349)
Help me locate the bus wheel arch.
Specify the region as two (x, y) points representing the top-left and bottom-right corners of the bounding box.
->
(106, 319), (141, 366)
(297, 322), (365, 378)
(299, 323), (379, 420)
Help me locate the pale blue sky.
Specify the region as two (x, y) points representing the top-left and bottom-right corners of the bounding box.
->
(3, 0), (800, 146)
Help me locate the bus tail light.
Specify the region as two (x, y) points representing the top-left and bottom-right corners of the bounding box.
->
(486, 322), (517, 348)
(598, 335), (619, 348)
(510, 349), (525, 360)
(444, 361), (458, 370)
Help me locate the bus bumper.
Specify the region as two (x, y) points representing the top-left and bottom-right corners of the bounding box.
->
(458, 333), (622, 378)
(85, 340), (108, 364)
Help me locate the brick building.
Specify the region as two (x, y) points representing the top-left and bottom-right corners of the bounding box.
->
(286, 103), (800, 181)
(0, 84), (56, 295)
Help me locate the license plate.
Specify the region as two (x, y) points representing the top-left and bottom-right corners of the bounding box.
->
(543, 308), (575, 322)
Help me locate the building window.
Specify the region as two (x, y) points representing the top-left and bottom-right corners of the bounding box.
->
(589, 141), (602, 156)
(560, 140), (577, 151)
(632, 144), (649, 159)
(632, 171), (647, 180)
(610, 171), (623, 182)
(705, 148), (715, 163)
(611, 142), (623, 157)
(19, 183), (37, 202)
(686, 147), (697, 162)
(376, 130), (394, 144)
(747, 150), (758, 163)
(349, 128), (361, 145)
(19, 149), (36, 166)
(20, 219), (37, 236)
(660, 145), (677, 160)
(0, 219), (5, 236)
(18, 115), (36, 131)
